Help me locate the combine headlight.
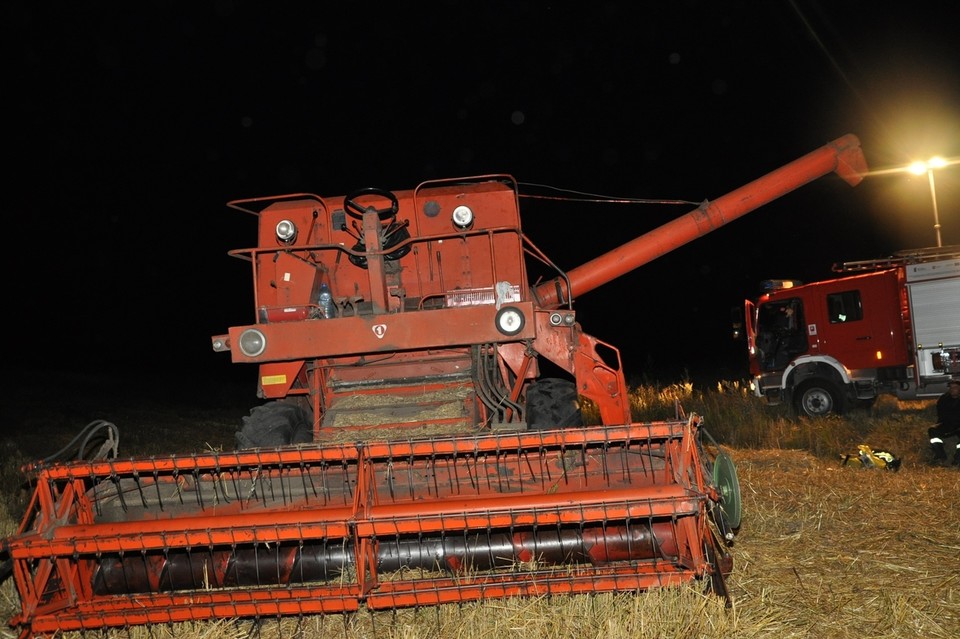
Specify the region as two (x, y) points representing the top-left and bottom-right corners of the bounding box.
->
(549, 312), (576, 326)
(495, 306), (525, 336)
(451, 205), (474, 230)
(276, 219), (297, 243)
(238, 329), (267, 357)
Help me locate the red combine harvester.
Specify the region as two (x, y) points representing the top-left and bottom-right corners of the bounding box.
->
(2, 135), (867, 637)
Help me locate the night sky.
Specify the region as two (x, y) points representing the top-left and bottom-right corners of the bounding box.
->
(7, 2), (959, 391)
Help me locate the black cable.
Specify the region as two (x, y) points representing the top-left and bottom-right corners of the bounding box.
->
(41, 419), (120, 464)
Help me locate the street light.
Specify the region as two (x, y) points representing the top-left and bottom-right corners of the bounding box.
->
(908, 156), (947, 247)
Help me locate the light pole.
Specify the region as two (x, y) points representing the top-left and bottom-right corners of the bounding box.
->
(908, 156), (947, 248)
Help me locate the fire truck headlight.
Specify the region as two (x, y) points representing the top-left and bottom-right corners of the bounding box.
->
(276, 219), (297, 243)
(238, 329), (267, 357)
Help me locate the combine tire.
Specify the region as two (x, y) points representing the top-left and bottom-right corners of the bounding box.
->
(793, 380), (844, 418)
(526, 378), (583, 430)
(235, 401), (314, 449)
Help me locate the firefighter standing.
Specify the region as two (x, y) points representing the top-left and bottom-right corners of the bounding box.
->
(929, 377), (960, 465)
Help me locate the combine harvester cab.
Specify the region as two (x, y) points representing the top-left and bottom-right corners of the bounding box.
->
(3, 135), (867, 637)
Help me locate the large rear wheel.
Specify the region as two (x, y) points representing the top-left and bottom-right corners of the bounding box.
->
(235, 401), (314, 449)
(525, 378), (584, 430)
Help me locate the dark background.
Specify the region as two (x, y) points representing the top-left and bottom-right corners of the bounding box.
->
(6, 2), (959, 396)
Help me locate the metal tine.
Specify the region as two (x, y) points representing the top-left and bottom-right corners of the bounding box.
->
(244, 465), (261, 507)
(514, 442), (525, 493)
(491, 448), (502, 493)
(559, 442), (569, 486)
(265, 454), (278, 505)
(450, 449), (461, 495)
(464, 447), (478, 491)
(406, 452), (415, 500)
(185, 548), (199, 591)
(320, 461), (332, 504)
(638, 432), (654, 475)
(484, 524), (496, 573)
(538, 432), (552, 486)
(340, 611), (352, 639)
(600, 438), (611, 485)
(274, 540), (282, 591)
(208, 542), (221, 588)
(382, 452), (396, 502)
(130, 469), (148, 509)
(230, 541), (242, 587)
(151, 467), (164, 512)
(341, 457), (354, 500)
(297, 538), (305, 585)
(256, 457), (270, 507)
(579, 441), (589, 484)
(209, 460), (226, 507)
(621, 434), (632, 485)
(113, 549), (130, 594)
(110, 469), (128, 512)
(460, 526), (469, 573)
(88, 471), (103, 517)
(249, 615), (263, 639)
(278, 459), (290, 506)
(430, 450), (439, 497)
(298, 459), (314, 504)
(228, 459), (244, 503)
(254, 542), (262, 587)
(171, 468), (185, 505)
(192, 469), (205, 510)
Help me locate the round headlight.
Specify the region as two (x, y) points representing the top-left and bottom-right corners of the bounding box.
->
(451, 205), (474, 230)
(238, 329), (267, 357)
(276, 219), (297, 243)
(495, 306), (525, 336)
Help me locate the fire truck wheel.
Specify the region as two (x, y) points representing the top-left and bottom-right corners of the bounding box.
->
(525, 378), (584, 430)
(793, 380), (845, 418)
(235, 401), (314, 449)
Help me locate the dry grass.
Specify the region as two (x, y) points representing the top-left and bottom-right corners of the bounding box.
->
(2, 376), (959, 639)
(730, 449), (959, 639)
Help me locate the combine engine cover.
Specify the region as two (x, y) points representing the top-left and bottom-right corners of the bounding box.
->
(2, 136), (867, 637)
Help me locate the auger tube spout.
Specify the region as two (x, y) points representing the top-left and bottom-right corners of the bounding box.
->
(533, 133), (867, 308)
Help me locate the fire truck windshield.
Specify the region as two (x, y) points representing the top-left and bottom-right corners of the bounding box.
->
(756, 299), (808, 371)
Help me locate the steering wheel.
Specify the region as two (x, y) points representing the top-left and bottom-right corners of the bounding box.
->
(343, 187), (400, 221)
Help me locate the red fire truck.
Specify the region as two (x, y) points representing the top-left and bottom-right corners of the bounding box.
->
(745, 246), (960, 417)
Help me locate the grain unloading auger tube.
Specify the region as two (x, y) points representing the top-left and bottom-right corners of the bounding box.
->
(2, 135), (866, 638)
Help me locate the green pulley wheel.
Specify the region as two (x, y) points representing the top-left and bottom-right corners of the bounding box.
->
(712, 451), (742, 530)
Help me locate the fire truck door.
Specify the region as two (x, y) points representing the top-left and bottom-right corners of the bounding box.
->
(811, 282), (892, 371)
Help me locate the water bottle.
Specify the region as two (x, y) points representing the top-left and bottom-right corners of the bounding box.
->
(318, 283), (335, 319)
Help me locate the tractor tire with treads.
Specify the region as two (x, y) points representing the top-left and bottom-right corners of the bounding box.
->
(235, 401), (314, 449)
(525, 378), (584, 430)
